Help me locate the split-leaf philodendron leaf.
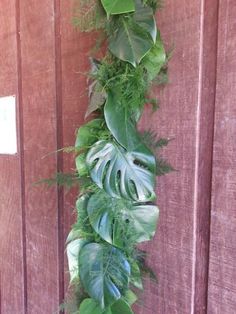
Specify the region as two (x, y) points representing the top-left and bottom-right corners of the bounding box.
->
(87, 190), (159, 247)
(79, 243), (131, 308)
(101, 0), (135, 16)
(86, 140), (156, 202)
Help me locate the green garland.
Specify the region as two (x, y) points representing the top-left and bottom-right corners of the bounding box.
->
(66, 1), (171, 313)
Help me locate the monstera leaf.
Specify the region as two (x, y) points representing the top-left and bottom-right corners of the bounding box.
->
(79, 298), (134, 314)
(101, 0), (135, 15)
(87, 190), (159, 247)
(142, 31), (166, 81)
(109, 0), (156, 66)
(86, 140), (156, 201)
(79, 243), (131, 308)
(66, 238), (89, 283)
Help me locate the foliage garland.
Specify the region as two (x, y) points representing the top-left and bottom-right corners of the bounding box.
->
(66, 0), (172, 313)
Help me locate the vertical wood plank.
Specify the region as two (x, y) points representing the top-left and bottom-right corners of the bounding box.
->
(137, 1), (217, 313)
(208, 0), (236, 313)
(19, 1), (60, 312)
(0, 0), (24, 313)
(59, 0), (97, 295)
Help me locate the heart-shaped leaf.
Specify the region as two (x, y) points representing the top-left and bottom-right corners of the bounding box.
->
(108, 0), (156, 66)
(79, 243), (131, 308)
(66, 238), (89, 283)
(142, 31), (166, 81)
(86, 140), (156, 201)
(87, 190), (159, 247)
(101, 0), (135, 16)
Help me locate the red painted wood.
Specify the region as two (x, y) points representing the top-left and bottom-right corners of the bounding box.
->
(59, 0), (99, 298)
(0, 1), (25, 313)
(208, 1), (236, 313)
(137, 1), (217, 313)
(19, 1), (60, 312)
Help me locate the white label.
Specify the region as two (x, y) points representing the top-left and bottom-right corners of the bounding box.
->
(0, 96), (17, 154)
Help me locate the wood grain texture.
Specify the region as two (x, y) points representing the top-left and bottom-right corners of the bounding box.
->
(59, 0), (99, 297)
(137, 1), (218, 313)
(19, 0), (60, 312)
(208, 0), (236, 313)
(0, 1), (25, 313)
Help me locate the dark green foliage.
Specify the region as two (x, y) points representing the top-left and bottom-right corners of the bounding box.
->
(62, 0), (172, 313)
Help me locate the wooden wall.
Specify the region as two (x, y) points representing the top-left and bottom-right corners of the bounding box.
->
(0, 1), (235, 313)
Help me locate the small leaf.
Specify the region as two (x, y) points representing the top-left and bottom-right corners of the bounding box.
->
(75, 153), (88, 176)
(79, 299), (112, 314)
(86, 81), (107, 118)
(111, 299), (134, 314)
(142, 31), (166, 81)
(130, 262), (143, 289)
(123, 290), (138, 306)
(79, 243), (131, 308)
(86, 140), (156, 202)
(75, 119), (104, 149)
(66, 239), (89, 283)
(101, 0), (135, 15)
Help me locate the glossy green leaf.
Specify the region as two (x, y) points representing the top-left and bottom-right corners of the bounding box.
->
(101, 0), (135, 15)
(133, 0), (157, 42)
(66, 238), (89, 283)
(104, 93), (156, 171)
(86, 140), (156, 201)
(79, 243), (131, 308)
(87, 190), (159, 247)
(75, 119), (104, 149)
(108, 0), (156, 66)
(142, 31), (166, 81)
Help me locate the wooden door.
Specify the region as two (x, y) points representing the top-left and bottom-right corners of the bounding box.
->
(0, 1), (235, 313)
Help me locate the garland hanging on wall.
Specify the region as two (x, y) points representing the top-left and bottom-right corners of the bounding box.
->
(66, 1), (172, 313)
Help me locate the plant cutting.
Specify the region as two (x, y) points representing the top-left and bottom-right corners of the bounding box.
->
(65, 0), (172, 313)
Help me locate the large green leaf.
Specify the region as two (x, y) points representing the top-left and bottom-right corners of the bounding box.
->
(133, 0), (157, 42)
(79, 243), (131, 308)
(108, 0), (156, 66)
(66, 238), (89, 283)
(87, 190), (159, 247)
(86, 140), (156, 201)
(104, 93), (156, 170)
(142, 31), (166, 81)
(101, 0), (135, 15)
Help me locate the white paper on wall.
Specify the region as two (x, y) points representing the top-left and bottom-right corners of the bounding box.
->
(0, 96), (17, 155)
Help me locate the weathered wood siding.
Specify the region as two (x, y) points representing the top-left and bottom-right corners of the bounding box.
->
(0, 1), (235, 313)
